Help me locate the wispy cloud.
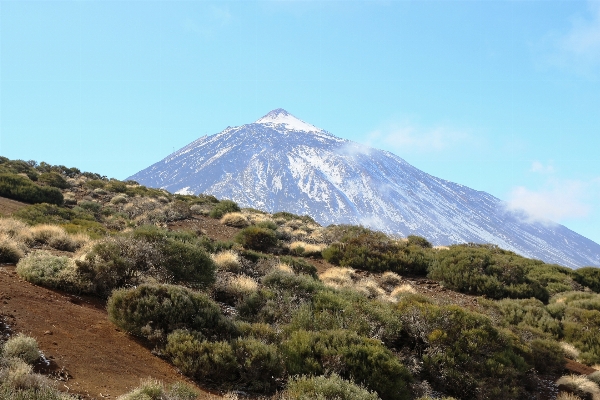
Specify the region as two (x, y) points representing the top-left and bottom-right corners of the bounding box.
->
(366, 121), (471, 153)
(546, 1), (600, 76)
(504, 164), (600, 225)
(530, 160), (555, 174)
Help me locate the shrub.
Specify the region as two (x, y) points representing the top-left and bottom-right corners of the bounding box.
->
(14, 203), (77, 225)
(2, 334), (39, 364)
(322, 232), (430, 276)
(108, 284), (236, 341)
(574, 267), (600, 294)
(75, 237), (158, 296)
(0, 173), (63, 205)
(281, 329), (411, 400)
(165, 331), (238, 384)
(105, 180), (127, 193)
(587, 371), (600, 385)
(110, 195), (129, 205)
(428, 245), (548, 301)
(406, 235), (432, 248)
(272, 211), (315, 224)
(283, 373), (380, 400)
(220, 212), (249, 228)
(211, 250), (241, 272)
(232, 337), (283, 392)
(16, 251), (81, 291)
(493, 298), (562, 337)
(530, 338), (566, 373)
(381, 271), (402, 286)
(562, 307), (600, 364)
(38, 172), (69, 189)
(235, 226), (277, 251)
(209, 200), (240, 219)
(159, 238), (216, 287)
(396, 299), (530, 399)
(279, 255), (318, 278)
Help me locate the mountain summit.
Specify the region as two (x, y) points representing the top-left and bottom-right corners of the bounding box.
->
(128, 110), (600, 268)
(255, 108), (322, 132)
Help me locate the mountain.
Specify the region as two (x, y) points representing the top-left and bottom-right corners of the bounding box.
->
(128, 109), (600, 269)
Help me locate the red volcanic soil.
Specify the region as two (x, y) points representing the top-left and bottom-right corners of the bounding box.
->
(0, 265), (221, 400)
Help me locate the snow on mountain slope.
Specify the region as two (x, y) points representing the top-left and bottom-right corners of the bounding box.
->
(129, 109), (600, 268)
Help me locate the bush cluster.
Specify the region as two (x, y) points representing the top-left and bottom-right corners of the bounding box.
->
(0, 173), (63, 205)
(209, 200), (240, 219)
(235, 226), (277, 251)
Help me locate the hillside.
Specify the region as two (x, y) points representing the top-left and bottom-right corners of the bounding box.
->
(1, 157), (600, 400)
(128, 109), (600, 269)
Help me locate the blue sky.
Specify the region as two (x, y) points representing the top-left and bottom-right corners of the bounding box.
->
(1, 0), (599, 244)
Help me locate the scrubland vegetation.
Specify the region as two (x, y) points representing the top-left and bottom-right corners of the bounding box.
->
(1, 156), (600, 399)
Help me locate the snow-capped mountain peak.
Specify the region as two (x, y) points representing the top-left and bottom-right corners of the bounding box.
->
(128, 109), (600, 269)
(255, 108), (322, 132)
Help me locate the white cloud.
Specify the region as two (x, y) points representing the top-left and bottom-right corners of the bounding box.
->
(549, 1), (600, 75)
(530, 160), (555, 174)
(367, 122), (470, 153)
(505, 179), (596, 224)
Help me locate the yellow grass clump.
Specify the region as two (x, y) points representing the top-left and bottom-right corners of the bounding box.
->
(0, 218), (31, 242)
(319, 267), (356, 289)
(275, 263), (294, 274)
(381, 271), (402, 286)
(226, 276), (259, 297)
(211, 250), (242, 272)
(220, 212), (250, 228)
(391, 284), (417, 297)
(561, 342), (580, 360)
(354, 278), (386, 299)
(556, 393), (583, 400)
(0, 233), (26, 263)
(289, 241), (325, 256)
(556, 375), (600, 400)
(29, 224), (83, 252)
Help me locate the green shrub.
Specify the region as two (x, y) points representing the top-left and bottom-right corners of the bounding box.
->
(493, 298), (562, 337)
(396, 299), (530, 399)
(573, 267), (600, 293)
(529, 338), (565, 374)
(165, 331), (238, 384)
(428, 245), (548, 301)
(272, 211), (316, 224)
(283, 373), (380, 400)
(108, 284), (236, 341)
(288, 289), (403, 347)
(209, 200), (240, 219)
(407, 235), (432, 248)
(75, 237), (157, 296)
(38, 172), (69, 189)
(281, 329), (411, 400)
(232, 337), (283, 392)
(85, 179), (106, 189)
(279, 255), (318, 278)
(105, 180), (127, 193)
(16, 251), (81, 292)
(562, 306), (600, 364)
(2, 334), (39, 364)
(235, 226), (277, 251)
(257, 220), (278, 230)
(14, 203), (76, 225)
(159, 238), (215, 287)
(0, 174), (63, 205)
(235, 322), (279, 343)
(322, 232), (431, 276)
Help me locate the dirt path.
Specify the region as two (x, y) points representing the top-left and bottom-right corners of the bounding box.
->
(0, 265), (221, 400)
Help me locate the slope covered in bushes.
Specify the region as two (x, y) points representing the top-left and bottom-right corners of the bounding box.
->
(1, 156), (600, 399)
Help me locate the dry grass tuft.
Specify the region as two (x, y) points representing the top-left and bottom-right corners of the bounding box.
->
(556, 375), (600, 400)
(275, 263), (295, 274)
(220, 212), (250, 228)
(0, 218), (31, 242)
(28, 224), (83, 252)
(391, 284), (417, 297)
(561, 342), (581, 360)
(0, 234), (25, 263)
(289, 241), (325, 256)
(225, 276), (259, 298)
(319, 267), (356, 288)
(381, 271), (402, 286)
(211, 250), (242, 272)
(556, 393), (583, 400)
(354, 278), (386, 299)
